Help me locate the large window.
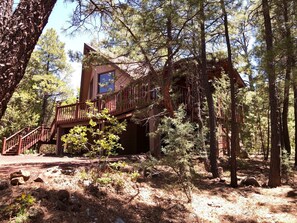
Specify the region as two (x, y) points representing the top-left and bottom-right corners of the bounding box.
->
(98, 71), (115, 94)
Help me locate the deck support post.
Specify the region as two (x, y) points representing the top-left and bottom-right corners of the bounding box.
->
(17, 135), (22, 155)
(56, 127), (65, 156)
(149, 107), (161, 158)
(2, 137), (6, 155)
(40, 124), (45, 141)
(75, 100), (79, 119)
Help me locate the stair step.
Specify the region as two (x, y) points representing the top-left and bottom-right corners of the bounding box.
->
(4, 152), (18, 155)
(4, 148), (18, 155)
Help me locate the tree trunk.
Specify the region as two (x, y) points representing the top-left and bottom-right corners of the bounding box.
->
(0, 0), (57, 119)
(293, 0), (297, 169)
(39, 95), (49, 125)
(282, 67), (291, 155)
(220, 0), (238, 187)
(281, 0), (293, 155)
(294, 83), (297, 167)
(262, 0), (281, 187)
(200, 0), (219, 178)
(162, 15), (174, 118)
(257, 113), (265, 157)
(265, 109), (270, 161)
(0, 1), (13, 33)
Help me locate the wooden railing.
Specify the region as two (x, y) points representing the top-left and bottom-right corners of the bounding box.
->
(1, 125), (51, 155)
(56, 78), (157, 124)
(2, 127), (30, 155)
(18, 125), (51, 154)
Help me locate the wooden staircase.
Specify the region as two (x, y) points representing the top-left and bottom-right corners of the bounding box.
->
(1, 124), (55, 156)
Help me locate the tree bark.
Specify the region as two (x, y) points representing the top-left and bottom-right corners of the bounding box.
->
(0, 0), (57, 119)
(0, 0), (13, 33)
(200, 0), (219, 178)
(163, 15), (175, 117)
(262, 0), (281, 187)
(257, 113), (265, 157)
(281, 0), (292, 155)
(265, 109), (270, 161)
(294, 83), (297, 167)
(220, 0), (238, 187)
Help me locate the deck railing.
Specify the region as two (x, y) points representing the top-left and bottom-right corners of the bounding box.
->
(56, 78), (157, 124)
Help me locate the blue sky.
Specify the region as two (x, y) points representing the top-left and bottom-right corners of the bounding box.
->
(44, 0), (94, 90)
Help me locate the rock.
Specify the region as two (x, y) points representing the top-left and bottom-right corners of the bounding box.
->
(0, 180), (9, 190)
(287, 190), (297, 197)
(34, 176), (44, 183)
(57, 189), (70, 202)
(11, 177), (25, 186)
(10, 170), (30, 181)
(61, 167), (75, 175)
(240, 177), (260, 187)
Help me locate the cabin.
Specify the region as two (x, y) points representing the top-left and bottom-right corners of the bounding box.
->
(1, 44), (245, 156)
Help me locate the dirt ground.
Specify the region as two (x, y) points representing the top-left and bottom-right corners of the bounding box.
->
(0, 154), (296, 223)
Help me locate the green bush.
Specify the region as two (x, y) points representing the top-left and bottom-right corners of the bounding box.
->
(157, 105), (197, 202)
(62, 107), (126, 161)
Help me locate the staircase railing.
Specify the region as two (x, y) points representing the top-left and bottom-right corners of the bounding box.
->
(19, 125), (50, 154)
(2, 127), (29, 155)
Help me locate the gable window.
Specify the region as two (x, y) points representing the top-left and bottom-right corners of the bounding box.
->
(98, 71), (115, 94)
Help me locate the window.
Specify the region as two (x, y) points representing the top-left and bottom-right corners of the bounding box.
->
(98, 71), (115, 94)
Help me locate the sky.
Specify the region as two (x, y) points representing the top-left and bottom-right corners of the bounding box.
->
(44, 0), (94, 90)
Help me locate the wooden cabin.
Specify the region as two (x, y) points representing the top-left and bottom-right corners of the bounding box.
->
(1, 43), (245, 156)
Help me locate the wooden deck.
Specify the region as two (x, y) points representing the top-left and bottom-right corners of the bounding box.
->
(55, 78), (159, 125)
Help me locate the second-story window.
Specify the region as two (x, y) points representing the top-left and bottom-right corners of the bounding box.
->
(98, 71), (115, 94)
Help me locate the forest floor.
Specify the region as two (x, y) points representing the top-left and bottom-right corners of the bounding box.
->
(0, 154), (296, 223)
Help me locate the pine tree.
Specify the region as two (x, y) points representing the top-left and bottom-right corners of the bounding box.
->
(0, 0), (57, 119)
(199, 0), (219, 178)
(262, 0), (281, 187)
(31, 28), (72, 125)
(220, 0), (238, 187)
